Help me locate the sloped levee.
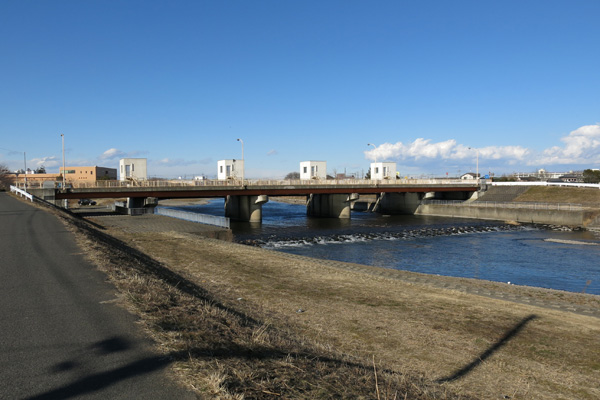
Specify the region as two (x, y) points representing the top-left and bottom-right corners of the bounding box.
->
(474, 185), (530, 202)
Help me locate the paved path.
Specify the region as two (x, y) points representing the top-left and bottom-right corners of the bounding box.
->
(0, 193), (197, 399)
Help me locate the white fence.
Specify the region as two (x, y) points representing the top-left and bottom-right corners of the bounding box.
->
(491, 181), (600, 189)
(10, 185), (33, 202)
(156, 207), (230, 229)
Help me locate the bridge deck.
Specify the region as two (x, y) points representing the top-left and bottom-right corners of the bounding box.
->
(50, 180), (479, 200)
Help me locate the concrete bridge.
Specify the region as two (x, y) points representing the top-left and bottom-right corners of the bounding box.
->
(28, 179), (480, 222)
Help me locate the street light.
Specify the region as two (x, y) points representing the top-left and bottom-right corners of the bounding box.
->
(236, 138), (244, 185)
(367, 143), (377, 163)
(367, 143), (377, 180)
(468, 147), (479, 183)
(61, 134), (66, 190)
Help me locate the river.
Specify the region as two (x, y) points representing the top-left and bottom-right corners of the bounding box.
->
(165, 199), (600, 295)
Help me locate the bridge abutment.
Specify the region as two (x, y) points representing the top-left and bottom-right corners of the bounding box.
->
(119, 197), (158, 215)
(225, 195), (269, 222)
(307, 193), (359, 219)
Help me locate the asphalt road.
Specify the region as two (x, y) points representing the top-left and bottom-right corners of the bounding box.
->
(0, 193), (197, 399)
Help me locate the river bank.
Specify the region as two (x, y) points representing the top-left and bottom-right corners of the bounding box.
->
(65, 208), (600, 399)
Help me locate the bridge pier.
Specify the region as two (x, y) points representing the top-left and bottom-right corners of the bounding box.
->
(225, 195), (269, 222)
(120, 197), (158, 215)
(306, 193), (359, 219)
(377, 192), (425, 215)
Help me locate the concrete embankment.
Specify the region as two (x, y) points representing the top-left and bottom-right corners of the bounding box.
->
(416, 185), (600, 228)
(416, 203), (599, 227)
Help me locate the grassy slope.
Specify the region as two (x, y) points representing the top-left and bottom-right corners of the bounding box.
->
(514, 186), (600, 206)
(76, 215), (600, 400)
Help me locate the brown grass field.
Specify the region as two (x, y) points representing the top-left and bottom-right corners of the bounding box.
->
(48, 202), (599, 399)
(514, 186), (600, 206)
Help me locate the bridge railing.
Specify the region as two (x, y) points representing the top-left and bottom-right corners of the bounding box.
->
(16, 178), (475, 190)
(422, 199), (585, 211)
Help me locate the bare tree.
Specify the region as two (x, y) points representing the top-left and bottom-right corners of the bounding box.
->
(284, 171), (300, 180)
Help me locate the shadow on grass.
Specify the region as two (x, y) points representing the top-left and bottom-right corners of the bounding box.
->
(28, 336), (384, 400)
(34, 208), (391, 397)
(436, 314), (538, 383)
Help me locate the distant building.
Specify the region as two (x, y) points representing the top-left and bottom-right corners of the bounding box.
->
(370, 162), (397, 180)
(512, 169), (583, 181)
(217, 159), (243, 180)
(558, 174), (583, 183)
(119, 158), (147, 181)
(460, 172), (480, 180)
(300, 161), (327, 180)
(60, 166), (117, 183)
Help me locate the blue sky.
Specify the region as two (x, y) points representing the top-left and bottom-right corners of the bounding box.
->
(1, 0), (599, 179)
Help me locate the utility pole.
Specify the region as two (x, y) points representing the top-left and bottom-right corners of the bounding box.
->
(23, 151), (27, 190)
(237, 138), (244, 186)
(468, 147), (479, 183)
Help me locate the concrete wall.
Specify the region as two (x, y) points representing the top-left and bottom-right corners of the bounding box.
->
(416, 204), (589, 227)
(28, 188), (56, 204)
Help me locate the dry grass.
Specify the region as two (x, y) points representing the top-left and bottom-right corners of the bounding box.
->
(59, 215), (462, 399)
(41, 198), (600, 399)
(515, 186), (600, 206)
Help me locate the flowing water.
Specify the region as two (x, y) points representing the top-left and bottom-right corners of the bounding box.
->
(165, 199), (600, 295)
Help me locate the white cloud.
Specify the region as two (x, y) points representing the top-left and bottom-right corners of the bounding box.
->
(267, 149), (278, 156)
(364, 124), (600, 175)
(155, 158), (196, 167)
(30, 156), (59, 169)
(536, 124), (600, 165)
(100, 148), (126, 160)
(366, 138), (529, 164)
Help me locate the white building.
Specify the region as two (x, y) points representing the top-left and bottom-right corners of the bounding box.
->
(217, 159), (244, 180)
(300, 161), (327, 180)
(460, 172), (479, 180)
(119, 158), (147, 181)
(370, 162), (397, 180)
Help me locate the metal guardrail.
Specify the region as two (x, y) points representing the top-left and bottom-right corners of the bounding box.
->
(421, 199), (585, 211)
(10, 185), (33, 202)
(156, 207), (230, 229)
